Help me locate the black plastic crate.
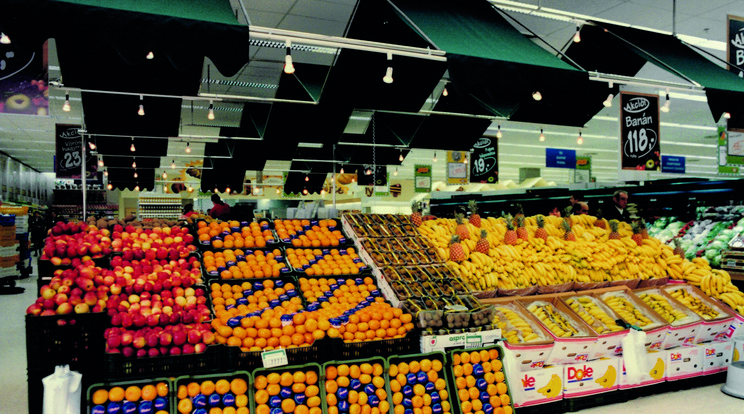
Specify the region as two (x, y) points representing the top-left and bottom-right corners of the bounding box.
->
(25, 312), (108, 374)
(202, 247), (290, 280)
(387, 351), (456, 414)
(446, 345), (516, 414)
(252, 362), (323, 414)
(331, 329), (420, 360)
(564, 389), (628, 412)
(321, 356), (391, 414)
(87, 377), (173, 414)
(226, 336), (335, 371)
(103, 344), (225, 381)
(514, 399), (566, 414)
(174, 371), (251, 414)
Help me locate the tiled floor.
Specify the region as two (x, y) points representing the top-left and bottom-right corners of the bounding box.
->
(2, 257), (743, 414)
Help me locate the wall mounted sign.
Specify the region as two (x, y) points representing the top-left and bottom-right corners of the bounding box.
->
(414, 164), (432, 193)
(447, 151), (469, 184)
(661, 155), (685, 174)
(470, 137), (498, 183)
(619, 92), (661, 171)
(545, 148), (576, 169)
(728, 15), (744, 77)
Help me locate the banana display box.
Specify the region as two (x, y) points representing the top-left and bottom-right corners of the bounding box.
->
(595, 289), (669, 351)
(562, 357), (620, 398)
(506, 364), (564, 407)
(714, 311), (743, 341)
(633, 287), (702, 349)
(695, 340), (734, 374)
(662, 284), (735, 343)
(665, 345), (704, 381)
(619, 350), (666, 389)
(561, 295), (629, 359)
(487, 300), (555, 371)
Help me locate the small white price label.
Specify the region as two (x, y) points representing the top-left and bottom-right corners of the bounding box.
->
(465, 335), (483, 349)
(261, 348), (289, 368)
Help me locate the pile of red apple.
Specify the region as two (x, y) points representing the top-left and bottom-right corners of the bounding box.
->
(111, 225), (196, 262)
(26, 264), (111, 316)
(41, 222), (113, 265)
(105, 287), (211, 330)
(104, 323), (214, 357)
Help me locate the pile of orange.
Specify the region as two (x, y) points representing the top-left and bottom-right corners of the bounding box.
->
(177, 377), (249, 414)
(203, 249), (287, 279)
(389, 357), (452, 414)
(197, 220), (276, 249)
(325, 361), (390, 414)
(275, 219), (345, 248)
(91, 382), (169, 414)
(452, 348), (512, 414)
(254, 369), (321, 414)
(286, 248), (366, 276)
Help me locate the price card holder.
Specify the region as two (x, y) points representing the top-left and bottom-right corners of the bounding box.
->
(261, 348), (289, 368)
(619, 92), (661, 172)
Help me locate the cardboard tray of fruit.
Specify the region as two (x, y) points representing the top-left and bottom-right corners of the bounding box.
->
(321, 356), (391, 414)
(208, 276), (304, 317)
(201, 247), (291, 280)
(285, 246), (370, 276)
(174, 371), (252, 414)
(386, 351), (455, 414)
(661, 283), (735, 343)
(88, 377), (173, 414)
(633, 287), (702, 349)
(560, 295), (629, 359)
(592, 287), (669, 350)
(103, 343), (226, 381)
(446, 345), (515, 414)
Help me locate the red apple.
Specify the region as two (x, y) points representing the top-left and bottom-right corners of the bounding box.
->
(56, 302), (73, 315)
(74, 303), (90, 314)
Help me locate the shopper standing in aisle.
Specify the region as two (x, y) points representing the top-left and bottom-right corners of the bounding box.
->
(209, 194), (231, 220)
(572, 202), (590, 215)
(604, 190), (630, 222)
(30, 211), (45, 257)
(181, 203), (198, 219)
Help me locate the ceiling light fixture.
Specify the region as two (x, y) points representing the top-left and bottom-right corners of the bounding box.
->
(185, 141), (191, 153)
(98, 159), (104, 167)
(724, 112), (732, 119)
(284, 40), (295, 74)
(0, 32), (10, 44)
(187, 186), (194, 193)
(146, 51), (154, 60)
(171, 160), (176, 169)
(133, 171), (138, 178)
(132, 160), (137, 168)
(399, 150), (404, 162)
(393, 167), (398, 176)
(103, 169), (108, 177)
(138, 95), (145, 116)
(433, 151), (437, 163)
(305, 174), (309, 182)
(107, 183), (113, 190)
(303, 188), (308, 195)
(577, 131), (584, 145)
(660, 90), (670, 113)
(532, 91), (542, 101)
(130, 137), (136, 152)
(340, 167), (345, 174)
(162, 171), (167, 179)
(573, 24), (581, 43)
(539, 128), (545, 142)
(383, 52), (394, 84)
(603, 94), (614, 107)
(62, 92), (71, 112)
(207, 100), (215, 120)
(365, 166), (372, 175)
(496, 124), (503, 139)
(88, 141), (96, 150)
(134, 185), (140, 192)
(442, 86), (449, 97)
(225, 187), (231, 194)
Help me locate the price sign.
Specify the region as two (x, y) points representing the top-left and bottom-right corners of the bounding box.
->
(56, 124), (82, 179)
(619, 92), (661, 171)
(470, 137), (498, 183)
(261, 348), (289, 368)
(728, 15), (744, 77)
(414, 164), (432, 193)
(447, 151), (468, 184)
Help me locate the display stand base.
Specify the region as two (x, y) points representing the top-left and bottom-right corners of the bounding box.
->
(669, 371), (727, 392)
(565, 390), (629, 412)
(0, 276), (24, 295)
(515, 400), (566, 414)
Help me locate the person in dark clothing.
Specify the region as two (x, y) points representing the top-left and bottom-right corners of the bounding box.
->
(209, 194), (231, 220)
(30, 211), (46, 257)
(604, 190), (631, 222)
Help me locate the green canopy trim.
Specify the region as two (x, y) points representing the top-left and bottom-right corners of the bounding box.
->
(54, 0), (241, 26)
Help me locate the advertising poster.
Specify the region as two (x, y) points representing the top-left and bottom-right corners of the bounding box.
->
(546, 148), (576, 169)
(447, 151), (468, 185)
(55, 124), (97, 179)
(470, 137), (498, 183)
(414, 164), (432, 193)
(619, 92), (661, 171)
(728, 15), (744, 76)
(0, 39), (49, 116)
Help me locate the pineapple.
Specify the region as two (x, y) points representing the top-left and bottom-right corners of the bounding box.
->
(449, 235), (465, 262)
(631, 221), (643, 246)
(516, 215), (529, 241)
(562, 219), (576, 241)
(640, 219), (649, 239)
(504, 215), (517, 245)
(594, 209), (607, 229)
(673, 238), (685, 258)
(411, 201), (423, 227)
(468, 200), (481, 228)
(476, 229), (490, 254)
(562, 206), (573, 226)
(455, 213), (470, 240)
(608, 219), (621, 240)
(513, 203), (525, 226)
(534, 215), (548, 241)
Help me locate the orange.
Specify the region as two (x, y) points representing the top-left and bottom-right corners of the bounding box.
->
(124, 386), (142, 402)
(108, 386), (125, 402)
(231, 378), (248, 395)
(178, 399), (193, 414)
(156, 382), (169, 397)
(235, 394), (249, 407)
(215, 379), (231, 395)
(255, 390), (269, 405)
(92, 389), (109, 405)
(141, 384), (157, 401)
(201, 380), (216, 395)
(282, 399), (296, 413)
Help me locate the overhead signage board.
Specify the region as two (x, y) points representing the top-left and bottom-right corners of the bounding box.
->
(661, 155), (685, 174)
(728, 15), (744, 77)
(414, 164), (432, 193)
(545, 148), (576, 169)
(55, 124), (97, 179)
(619, 92), (661, 171)
(470, 137), (498, 183)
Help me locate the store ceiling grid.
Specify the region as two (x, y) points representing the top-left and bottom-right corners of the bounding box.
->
(1, 0), (744, 186)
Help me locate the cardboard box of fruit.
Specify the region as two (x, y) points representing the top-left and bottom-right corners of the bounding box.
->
(633, 286), (702, 349)
(661, 284), (735, 343)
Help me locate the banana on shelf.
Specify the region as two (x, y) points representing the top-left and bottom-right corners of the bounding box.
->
(524, 301), (592, 338)
(564, 296), (626, 334)
(635, 289), (699, 326)
(493, 304), (551, 344)
(599, 292), (664, 330)
(664, 286), (724, 321)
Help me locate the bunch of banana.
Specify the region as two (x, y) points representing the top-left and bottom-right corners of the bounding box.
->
(565, 296), (625, 333)
(666, 288), (720, 320)
(494, 306), (543, 344)
(601, 294), (654, 327)
(526, 302), (583, 338)
(446, 256), (501, 291)
(637, 292), (692, 325)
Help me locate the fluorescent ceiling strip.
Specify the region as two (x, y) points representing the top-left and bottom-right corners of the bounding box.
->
(297, 142), (324, 148)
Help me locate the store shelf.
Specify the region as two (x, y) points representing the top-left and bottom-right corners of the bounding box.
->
(137, 194), (182, 220)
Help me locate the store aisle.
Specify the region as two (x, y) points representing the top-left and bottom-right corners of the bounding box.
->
(1, 257), (742, 414)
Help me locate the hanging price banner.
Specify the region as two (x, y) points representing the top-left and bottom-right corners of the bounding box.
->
(728, 15), (744, 77)
(470, 137), (498, 183)
(619, 92), (661, 171)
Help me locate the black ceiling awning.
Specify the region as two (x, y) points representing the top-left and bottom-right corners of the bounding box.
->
(409, 114), (491, 150)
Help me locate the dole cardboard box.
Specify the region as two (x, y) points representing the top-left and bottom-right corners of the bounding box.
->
(665, 345), (703, 381)
(619, 350), (666, 389)
(714, 310), (744, 341)
(696, 340), (734, 374)
(518, 296), (598, 365)
(507, 364), (564, 407)
(488, 299), (555, 371)
(661, 284), (735, 343)
(563, 357), (620, 398)
(560, 294), (629, 359)
(633, 287), (702, 349)
(420, 328), (501, 354)
(593, 287), (669, 351)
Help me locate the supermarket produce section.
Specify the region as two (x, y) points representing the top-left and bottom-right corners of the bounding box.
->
(22, 209), (744, 414)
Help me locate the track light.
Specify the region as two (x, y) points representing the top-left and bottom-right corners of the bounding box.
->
(433, 152), (437, 163)
(660, 91), (670, 113)
(185, 141), (191, 153)
(103, 169), (108, 177)
(532, 91), (542, 101)
(276, 188), (281, 195)
(539, 128), (545, 142)
(442, 86), (449, 97)
(603, 94), (614, 107)
(130, 137), (136, 152)
(146, 51), (154, 60)
(303, 188), (308, 195)
(162, 171), (167, 179)
(340, 167), (345, 174)
(207, 100), (215, 120)
(496, 124), (503, 139)
(365, 167), (372, 175)
(164, 185), (168, 192)
(134, 171), (138, 178)
(393, 167), (398, 176)
(138, 95), (145, 116)
(305, 174), (309, 182)
(88, 141), (96, 150)
(98, 159), (104, 167)
(284, 40), (295, 74)
(383, 53), (393, 84)
(107, 183), (113, 190)
(171, 160), (176, 169)
(225, 187), (231, 194)
(134, 186), (140, 192)
(132, 160), (137, 168)
(463, 154), (468, 164)
(577, 131), (583, 145)
(573, 24), (581, 43)
(724, 112), (732, 119)
(0, 32), (10, 44)
(62, 92), (71, 112)
(399, 150), (404, 162)
(187, 186), (194, 193)
(254, 187), (260, 195)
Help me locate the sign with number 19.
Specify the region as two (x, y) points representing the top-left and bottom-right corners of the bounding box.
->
(619, 92), (661, 171)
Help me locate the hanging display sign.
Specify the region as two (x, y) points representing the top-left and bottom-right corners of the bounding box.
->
(619, 92), (661, 171)
(470, 137), (498, 183)
(545, 148), (576, 169)
(661, 155), (686, 174)
(414, 164), (432, 193)
(576, 156), (591, 170)
(728, 15), (744, 77)
(55, 124), (83, 179)
(447, 151), (468, 185)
